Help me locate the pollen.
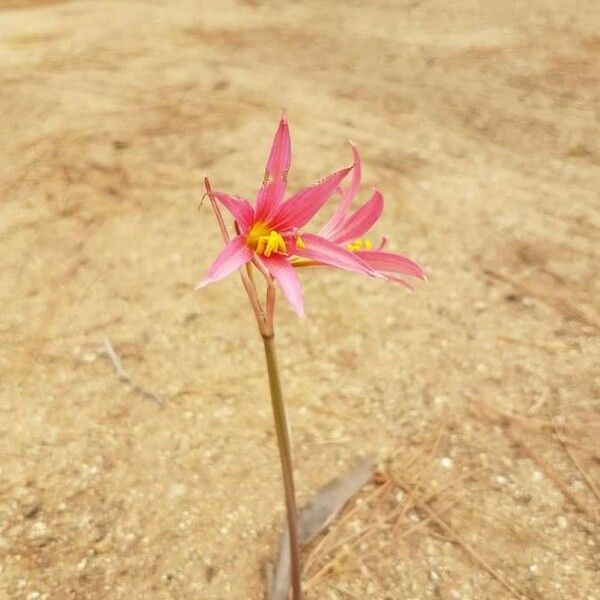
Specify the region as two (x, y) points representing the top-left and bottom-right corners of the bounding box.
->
(295, 235), (305, 250)
(346, 239), (373, 252)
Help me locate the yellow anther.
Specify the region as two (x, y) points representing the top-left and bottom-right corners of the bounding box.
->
(256, 236), (267, 255)
(261, 231), (287, 257)
(295, 235), (305, 250)
(346, 239), (373, 252)
(277, 234), (287, 253)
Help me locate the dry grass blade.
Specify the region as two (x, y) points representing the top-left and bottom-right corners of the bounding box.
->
(392, 472), (525, 600)
(474, 401), (599, 433)
(357, 497), (461, 567)
(323, 468), (480, 562)
(390, 422), (445, 537)
(503, 427), (596, 521)
(302, 478), (392, 576)
(305, 423), (448, 578)
(551, 417), (600, 506)
(268, 457), (374, 600)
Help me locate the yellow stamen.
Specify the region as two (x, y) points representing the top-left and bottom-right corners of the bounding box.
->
(295, 235), (305, 250)
(264, 231), (286, 257)
(247, 222), (289, 257)
(346, 239), (373, 252)
(256, 236), (267, 255)
(247, 222), (288, 257)
(277, 234), (287, 253)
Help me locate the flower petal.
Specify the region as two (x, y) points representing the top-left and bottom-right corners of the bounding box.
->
(384, 274), (415, 290)
(255, 179), (285, 223)
(211, 191), (254, 232)
(329, 189), (383, 244)
(345, 143), (362, 208)
(272, 166), (353, 231)
(354, 250), (426, 280)
(294, 233), (379, 277)
(319, 144), (362, 238)
(264, 254), (304, 316)
(265, 115), (291, 183)
(195, 235), (252, 289)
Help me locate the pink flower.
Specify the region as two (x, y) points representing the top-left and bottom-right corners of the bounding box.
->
(317, 144), (427, 290)
(197, 116), (381, 315)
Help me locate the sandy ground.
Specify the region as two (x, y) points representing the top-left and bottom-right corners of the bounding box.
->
(1, 1), (599, 599)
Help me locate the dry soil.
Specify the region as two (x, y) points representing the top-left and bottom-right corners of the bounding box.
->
(1, 1), (599, 599)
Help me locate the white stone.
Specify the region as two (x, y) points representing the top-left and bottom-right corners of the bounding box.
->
(557, 516), (568, 529)
(440, 457), (454, 470)
(168, 483), (187, 498)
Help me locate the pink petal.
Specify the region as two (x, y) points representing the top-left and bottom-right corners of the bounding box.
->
(295, 233), (379, 277)
(255, 179), (285, 223)
(211, 191), (255, 232)
(329, 189), (383, 244)
(319, 144), (362, 238)
(265, 115), (291, 182)
(271, 166), (353, 231)
(354, 250), (426, 280)
(385, 274), (415, 291)
(196, 235), (253, 289)
(264, 254), (304, 316)
(345, 144), (362, 208)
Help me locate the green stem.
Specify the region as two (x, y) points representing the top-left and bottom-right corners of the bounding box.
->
(262, 334), (302, 600)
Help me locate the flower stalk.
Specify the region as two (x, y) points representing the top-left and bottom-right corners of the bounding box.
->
(262, 331), (302, 600)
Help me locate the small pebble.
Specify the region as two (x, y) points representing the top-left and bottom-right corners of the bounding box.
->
(557, 516), (568, 529)
(168, 483), (187, 498)
(440, 457), (454, 470)
(30, 522), (48, 539)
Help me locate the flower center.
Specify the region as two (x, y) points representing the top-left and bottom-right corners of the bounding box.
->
(346, 239), (373, 252)
(247, 222), (288, 257)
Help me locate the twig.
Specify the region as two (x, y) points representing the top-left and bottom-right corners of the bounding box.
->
(101, 337), (163, 405)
